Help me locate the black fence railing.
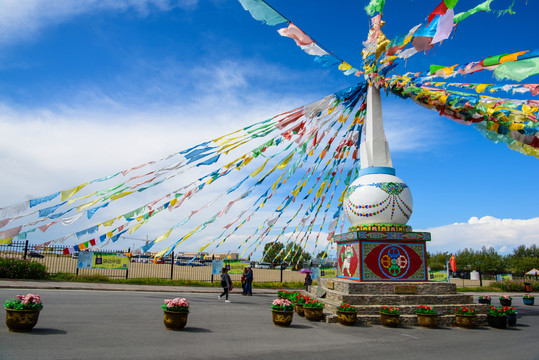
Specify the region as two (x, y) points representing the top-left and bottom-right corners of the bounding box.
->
(1, 241), (332, 283)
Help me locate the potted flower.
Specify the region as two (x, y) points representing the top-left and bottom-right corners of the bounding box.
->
(271, 298), (294, 327)
(454, 306), (476, 329)
(414, 305), (438, 328)
(502, 306), (517, 326)
(487, 305), (508, 329)
(162, 297), (190, 330)
(4, 293), (43, 332)
(380, 306), (399, 327)
(288, 291), (300, 304)
(293, 294), (308, 317)
(303, 298), (325, 321)
(336, 302), (358, 326)
(277, 290), (289, 300)
(499, 295), (512, 306)
(523, 294), (534, 306)
(478, 295), (491, 305)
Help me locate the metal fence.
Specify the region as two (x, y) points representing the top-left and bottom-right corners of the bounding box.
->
(1, 241), (334, 283)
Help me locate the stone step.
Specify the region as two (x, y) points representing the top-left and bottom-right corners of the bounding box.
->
(324, 289), (473, 305)
(323, 302), (489, 316)
(324, 313), (488, 327)
(320, 278), (458, 295)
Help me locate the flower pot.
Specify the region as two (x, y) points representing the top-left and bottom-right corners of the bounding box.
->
(337, 310), (357, 326)
(455, 314), (476, 329)
(523, 298), (534, 306)
(507, 313), (517, 326)
(163, 310), (189, 330)
(271, 309), (293, 327)
(478, 298), (491, 305)
(5, 309), (41, 332)
(417, 313), (438, 328)
(304, 307), (324, 322)
(487, 315), (507, 329)
(380, 313), (399, 327)
(500, 298), (512, 307)
(295, 304), (305, 317)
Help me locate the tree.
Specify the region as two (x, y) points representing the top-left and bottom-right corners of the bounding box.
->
(506, 245), (539, 275)
(262, 242), (284, 265)
(427, 251), (449, 271)
(315, 251), (327, 259)
(283, 243), (311, 270)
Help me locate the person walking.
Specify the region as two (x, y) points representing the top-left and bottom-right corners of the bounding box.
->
(241, 267), (247, 295)
(304, 272), (312, 291)
(218, 267), (232, 303)
(244, 265), (253, 296)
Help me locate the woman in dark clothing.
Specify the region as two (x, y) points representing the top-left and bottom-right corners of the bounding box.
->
(218, 267), (232, 303)
(304, 272), (312, 291)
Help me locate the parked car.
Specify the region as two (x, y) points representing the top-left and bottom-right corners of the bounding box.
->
(28, 251), (44, 258)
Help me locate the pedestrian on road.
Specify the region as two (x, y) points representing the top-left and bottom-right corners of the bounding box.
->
(244, 265), (253, 296)
(219, 267), (232, 303)
(241, 267), (247, 294)
(304, 272), (312, 291)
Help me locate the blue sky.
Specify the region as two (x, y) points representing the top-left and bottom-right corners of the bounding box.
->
(0, 0), (538, 257)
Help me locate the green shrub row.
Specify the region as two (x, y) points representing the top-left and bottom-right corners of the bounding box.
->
(491, 278), (539, 292)
(0, 257), (48, 279)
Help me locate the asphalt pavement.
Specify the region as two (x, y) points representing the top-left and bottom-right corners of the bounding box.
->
(0, 280), (537, 360)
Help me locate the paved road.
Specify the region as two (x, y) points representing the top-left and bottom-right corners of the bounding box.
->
(0, 285), (538, 360)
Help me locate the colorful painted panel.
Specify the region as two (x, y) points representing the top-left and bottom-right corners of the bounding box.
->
(337, 242), (360, 279)
(356, 231), (431, 241)
(362, 242), (426, 281)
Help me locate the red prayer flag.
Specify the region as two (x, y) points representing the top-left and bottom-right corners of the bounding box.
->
(63, 248), (70, 255)
(449, 255), (457, 272)
(428, 1), (448, 24)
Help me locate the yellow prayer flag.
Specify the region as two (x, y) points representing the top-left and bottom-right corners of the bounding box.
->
(0, 237), (13, 245)
(128, 222), (145, 235)
(338, 62), (352, 71)
(77, 198), (101, 213)
(475, 84), (489, 93)
(67, 192), (96, 206)
(110, 191), (135, 201)
(250, 158), (270, 177)
(101, 219), (115, 227)
(154, 247), (169, 260)
(79, 242), (86, 250)
(316, 182), (326, 198)
(277, 153), (294, 169)
(199, 241), (212, 252)
(155, 228), (173, 243)
(107, 232), (114, 238)
(61, 182), (90, 201)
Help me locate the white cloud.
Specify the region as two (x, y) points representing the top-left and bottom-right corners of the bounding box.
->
(419, 216), (539, 254)
(0, 0), (198, 44)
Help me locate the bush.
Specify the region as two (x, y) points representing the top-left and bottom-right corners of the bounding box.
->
(0, 257), (48, 279)
(491, 278), (539, 292)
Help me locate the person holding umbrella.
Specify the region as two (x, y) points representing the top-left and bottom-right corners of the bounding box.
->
(300, 268), (312, 290)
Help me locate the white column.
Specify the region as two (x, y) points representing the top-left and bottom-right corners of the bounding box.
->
(359, 85), (393, 169)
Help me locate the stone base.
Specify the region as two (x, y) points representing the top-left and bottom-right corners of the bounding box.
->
(310, 278), (489, 327)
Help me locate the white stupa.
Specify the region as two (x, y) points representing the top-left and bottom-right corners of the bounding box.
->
(344, 85), (413, 228)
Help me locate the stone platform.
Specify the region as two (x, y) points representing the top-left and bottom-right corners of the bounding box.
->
(308, 278), (489, 327)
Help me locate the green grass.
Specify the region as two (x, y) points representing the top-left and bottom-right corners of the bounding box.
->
(457, 287), (502, 292)
(46, 273), (303, 289)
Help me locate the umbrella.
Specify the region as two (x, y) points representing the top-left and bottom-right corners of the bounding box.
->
(525, 268), (539, 276)
(299, 268), (312, 273)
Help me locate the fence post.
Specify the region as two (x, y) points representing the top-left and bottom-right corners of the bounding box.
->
(23, 240), (29, 259)
(478, 267), (483, 287)
(280, 264), (284, 283)
(170, 251), (174, 280)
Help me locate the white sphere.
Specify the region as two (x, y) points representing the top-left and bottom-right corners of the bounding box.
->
(344, 173), (413, 226)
